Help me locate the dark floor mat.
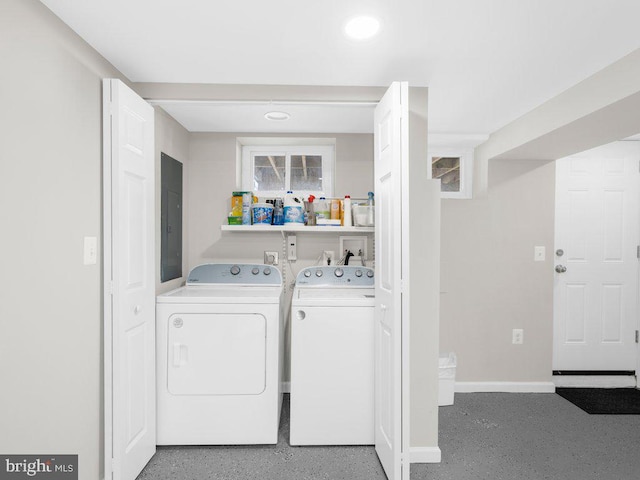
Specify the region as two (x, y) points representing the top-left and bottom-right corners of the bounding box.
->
(556, 388), (640, 414)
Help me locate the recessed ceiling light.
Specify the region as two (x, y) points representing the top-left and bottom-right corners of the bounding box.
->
(264, 111), (291, 121)
(344, 16), (381, 40)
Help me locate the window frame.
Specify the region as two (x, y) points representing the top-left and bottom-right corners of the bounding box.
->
(428, 147), (474, 199)
(241, 144), (335, 198)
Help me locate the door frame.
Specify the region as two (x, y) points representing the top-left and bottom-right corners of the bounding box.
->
(103, 79), (114, 479)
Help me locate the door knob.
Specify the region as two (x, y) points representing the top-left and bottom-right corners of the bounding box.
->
(555, 265), (567, 273)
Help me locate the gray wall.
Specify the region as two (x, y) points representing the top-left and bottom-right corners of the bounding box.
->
(440, 159), (556, 382)
(0, 1), (127, 478)
(407, 87), (440, 449)
(187, 132), (374, 271)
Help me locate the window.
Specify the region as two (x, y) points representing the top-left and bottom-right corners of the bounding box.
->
(429, 148), (473, 199)
(241, 144), (334, 198)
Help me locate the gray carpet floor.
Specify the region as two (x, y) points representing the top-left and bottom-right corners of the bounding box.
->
(138, 392), (640, 480)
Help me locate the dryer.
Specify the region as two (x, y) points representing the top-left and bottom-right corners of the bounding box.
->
(290, 266), (375, 446)
(156, 263), (284, 445)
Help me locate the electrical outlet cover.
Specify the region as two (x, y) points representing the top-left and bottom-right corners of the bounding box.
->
(264, 251), (278, 265)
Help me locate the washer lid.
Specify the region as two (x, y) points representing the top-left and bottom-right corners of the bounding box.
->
(157, 285), (282, 304)
(293, 287), (375, 307)
(187, 263), (282, 286)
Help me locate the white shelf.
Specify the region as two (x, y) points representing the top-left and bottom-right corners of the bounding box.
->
(221, 225), (374, 233)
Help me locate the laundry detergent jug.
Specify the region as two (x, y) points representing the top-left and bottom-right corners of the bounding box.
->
(283, 191), (304, 224)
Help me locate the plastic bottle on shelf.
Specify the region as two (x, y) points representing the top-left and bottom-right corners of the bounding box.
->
(330, 198), (341, 219)
(316, 197), (330, 220)
(343, 195), (352, 227)
(367, 191), (375, 226)
(272, 198), (284, 225)
(306, 195), (316, 226)
(284, 191), (304, 224)
(241, 191), (253, 225)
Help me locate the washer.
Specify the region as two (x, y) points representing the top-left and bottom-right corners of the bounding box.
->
(290, 265), (375, 445)
(156, 263), (284, 445)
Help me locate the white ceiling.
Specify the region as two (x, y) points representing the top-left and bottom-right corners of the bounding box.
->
(40, 0), (640, 135)
(155, 101), (377, 133)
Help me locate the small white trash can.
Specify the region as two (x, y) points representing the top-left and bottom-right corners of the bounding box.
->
(438, 353), (457, 406)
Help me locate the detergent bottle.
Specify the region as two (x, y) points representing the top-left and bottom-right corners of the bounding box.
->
(284, 191), (304, 224)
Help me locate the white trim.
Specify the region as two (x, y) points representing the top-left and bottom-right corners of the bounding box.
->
(455, 381), (556, 393)
(410, 447), (441, 464)
(240, 144), (335, 198)
(148, 99), (379, 107)
(400, 81), (411, 480)
(428, 147), (474, 199)
(102, 78), (114, 480)
(281, 381), (291, 393)
(237, 137), (338, 147)
(552, 375), (637, 388)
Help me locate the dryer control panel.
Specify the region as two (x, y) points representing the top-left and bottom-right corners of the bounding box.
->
(295, 266), (374, 287)
(187, 263), (282, 286)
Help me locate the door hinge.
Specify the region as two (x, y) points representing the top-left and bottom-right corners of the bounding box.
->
(637, 245), (640, 259)
(636, 330), (639, 343)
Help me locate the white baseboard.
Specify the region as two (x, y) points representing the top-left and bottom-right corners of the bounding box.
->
(455, 381), (556, 393)
(410, 446), (441, 463)
(552, 375), (636, 388)
(281, 381), (291, 393)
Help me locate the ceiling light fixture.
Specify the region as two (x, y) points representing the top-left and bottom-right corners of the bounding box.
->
(264, 111), (291, 121)
(344, 16), (381, 40)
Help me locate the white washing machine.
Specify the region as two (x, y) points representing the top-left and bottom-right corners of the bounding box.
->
(156, 263), (284, 445)
(290, 265), (375, 446)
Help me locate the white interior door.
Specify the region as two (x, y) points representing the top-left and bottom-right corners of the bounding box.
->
(104, 79), (156, 480)
(374, 82), (410, 480)
(554, 141), (639, 372)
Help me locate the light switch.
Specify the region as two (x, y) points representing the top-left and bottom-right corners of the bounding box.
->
(84, 236), (97, 265)
(534, 246), (545, 262)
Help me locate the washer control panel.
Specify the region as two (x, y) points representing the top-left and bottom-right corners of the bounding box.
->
(187, 263), (282, 286)
(296, 266), (374, 287)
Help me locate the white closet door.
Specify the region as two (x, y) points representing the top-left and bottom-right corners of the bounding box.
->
(104, 79), (156, 480)
(374, 81), (410, 480)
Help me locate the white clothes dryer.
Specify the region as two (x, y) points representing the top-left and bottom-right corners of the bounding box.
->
(290, 266), (375, 446)
(156, 263), (284, 445)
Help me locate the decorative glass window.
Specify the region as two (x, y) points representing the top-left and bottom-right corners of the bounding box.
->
(242, 145), (334, 198)
(429, 148), (473, 199)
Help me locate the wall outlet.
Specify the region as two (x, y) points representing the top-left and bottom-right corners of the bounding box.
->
(512, 328), (524, 345)
(264, 251), (278, 265)
(323, 250), (335, 266)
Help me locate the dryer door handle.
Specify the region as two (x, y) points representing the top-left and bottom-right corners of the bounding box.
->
(173, 343), (188, 367)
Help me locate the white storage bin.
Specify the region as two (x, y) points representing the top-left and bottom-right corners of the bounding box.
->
(438, 353), (457, 406)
